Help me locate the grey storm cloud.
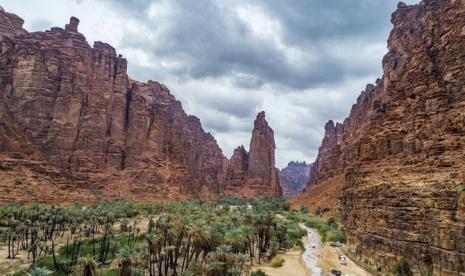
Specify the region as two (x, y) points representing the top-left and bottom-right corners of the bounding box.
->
(2, 0), (420, 167)
(257, 0), (403, 43)
(104, 0), (417, 90)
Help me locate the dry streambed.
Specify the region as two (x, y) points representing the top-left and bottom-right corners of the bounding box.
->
(254, 224), (372, 276)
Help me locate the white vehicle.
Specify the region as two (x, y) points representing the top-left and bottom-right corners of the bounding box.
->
(339, 255), (347, 266)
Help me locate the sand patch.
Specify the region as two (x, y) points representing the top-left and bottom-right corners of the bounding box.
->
(253, 249), (311, 276)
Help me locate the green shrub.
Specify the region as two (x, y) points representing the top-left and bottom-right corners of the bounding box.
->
(270, 256), (285, 268)
(303, 215), (346, 243)
(100, 269), (118, 276)
(295, 239), (304, 251)
(455, 185), (464, 194)
(251, 269), (268, 276)
(304, 216), (326, 229)
(327, 217), (338, 228)
(285, 225), (307, 248)
(326, 229), (346, 243)
(392, 260), (413, 276)
(28, 267), (52, 276)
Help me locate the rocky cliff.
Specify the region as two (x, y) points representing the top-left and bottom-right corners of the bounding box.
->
(0, 12), (226, 201)
(0, 8), (281, 202)
(295, 0), (465, 274)
(223, 112), (282, 197)
(279, 161), (312, 197)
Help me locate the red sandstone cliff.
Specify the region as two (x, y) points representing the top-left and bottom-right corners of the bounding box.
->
(294, 0), (465, 273)
(0, 9), (281, 202)
(223, 112), (282, 197)
(0, 12), (226, 201)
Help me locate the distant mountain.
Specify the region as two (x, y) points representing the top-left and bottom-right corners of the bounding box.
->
(279, 161), (311, 197)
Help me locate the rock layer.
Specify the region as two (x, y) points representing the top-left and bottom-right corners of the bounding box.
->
(295, 0), (465, 274)
(223, 112), (282, 197)
(279, 161), (312, 197)
(0, 14), (226, 201)
(0, 9), (281, 201)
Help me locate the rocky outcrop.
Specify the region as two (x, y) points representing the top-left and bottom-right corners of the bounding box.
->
(295, 0), (465, 274)
(223, 112), (282, 197)
(279, 161), (312, 197)
(0, 8), (283, 202)
(0, 5), (26, 38)
(0, 10), (229, 202)
(223, 146), (248, 189)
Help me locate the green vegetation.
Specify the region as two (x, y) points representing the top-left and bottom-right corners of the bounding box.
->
(296, 213), (346, 243)
(392, 260), (414, 276)
(0, 198), (310, 276)
(251, 269), (268, 276)
(28, 266), (52, 276)
(270, 256), (284, 267)
(454, 184), (464, 194)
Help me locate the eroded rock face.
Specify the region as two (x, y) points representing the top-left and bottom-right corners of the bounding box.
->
(295, 0), (465, 273)
(223, 112), (282, 197)
(279, 161), (312, 197)
(0, 13), (227, 201)
(223, 146), (248, 189)
(0, 9), (283, 202)
(0, 7), (25, 38)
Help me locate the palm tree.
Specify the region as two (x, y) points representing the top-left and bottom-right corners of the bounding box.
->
(78, 256), (98, 276)
(207, 245), (236, 276)
(184, 220), (215, 271)
(225, 229), (247, 253)
(118, 245), (136, 276)
(235, 253), (248, 273)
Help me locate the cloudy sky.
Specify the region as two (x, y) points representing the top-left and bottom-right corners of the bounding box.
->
(2, 0), (419, 168)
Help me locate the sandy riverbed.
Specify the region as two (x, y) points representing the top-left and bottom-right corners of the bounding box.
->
(253, 224), (372, 276)
(316, 243), (372, 276)
(300, 224), (323, 275)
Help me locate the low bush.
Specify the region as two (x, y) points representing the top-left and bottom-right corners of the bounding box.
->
(251, 269), (268, 276)
(326, 228), (346, 243)
(392, 260), (414, 276)
(304, 216), (327, 230)
(455, 185), (464, 194)
(303, 216), (346, 243)
(285, 224), (307, 248)
(270, 256), (285, 268)
(29, 267), (52, 276)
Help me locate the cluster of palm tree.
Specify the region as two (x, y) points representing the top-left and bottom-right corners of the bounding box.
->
(0, 198), (306, 276)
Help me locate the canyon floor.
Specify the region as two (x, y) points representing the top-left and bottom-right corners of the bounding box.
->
(255, 225), (371, 276)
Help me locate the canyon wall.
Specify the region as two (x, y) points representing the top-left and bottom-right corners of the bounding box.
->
(223, 112), (282, 197)
(279, 161), (312, 197)
(295, 0), (465, 274)
(0, 8), (280, 202)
